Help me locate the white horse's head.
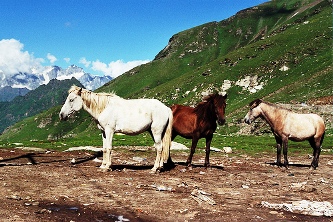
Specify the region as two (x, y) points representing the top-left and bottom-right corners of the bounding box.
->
(59, 86), (83, 121)
(244, 99), (263, 124)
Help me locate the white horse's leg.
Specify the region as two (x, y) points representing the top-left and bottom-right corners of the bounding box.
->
(152, 141), (163, 173)
(100, 130), (107, 169)
(104, 128), (114, 170)
(151, 132), (163, 173)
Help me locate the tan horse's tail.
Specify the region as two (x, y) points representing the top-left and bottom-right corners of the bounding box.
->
(162, 109), (173, 163)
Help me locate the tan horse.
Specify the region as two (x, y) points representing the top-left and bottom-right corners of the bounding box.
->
(244, 99), (325, 169)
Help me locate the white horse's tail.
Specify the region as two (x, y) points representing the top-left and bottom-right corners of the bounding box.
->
(162, 109), (173, 163)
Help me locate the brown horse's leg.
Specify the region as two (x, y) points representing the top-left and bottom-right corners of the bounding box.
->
(204, 134), (213, 167)
(274, 136), (283, 166)
(282, 137), (289, 168)
(186, 137), (199, 167)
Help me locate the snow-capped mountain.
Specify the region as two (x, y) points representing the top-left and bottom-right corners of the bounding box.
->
(0, 65), (112, 91)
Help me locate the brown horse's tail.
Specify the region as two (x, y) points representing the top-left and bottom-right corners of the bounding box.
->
(162, 109), (173, 163)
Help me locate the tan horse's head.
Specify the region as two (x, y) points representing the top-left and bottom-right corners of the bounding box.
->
(244, 99), (262, 124)
(59, 85), (84, 121)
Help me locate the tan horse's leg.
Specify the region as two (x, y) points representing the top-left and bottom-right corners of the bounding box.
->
(274, 135), (283, 166)
(282, 137), (289, 168)
(309, 135), (324, 169)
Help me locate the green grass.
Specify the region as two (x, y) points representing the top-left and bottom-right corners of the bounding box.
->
(1, 132), (331, 160)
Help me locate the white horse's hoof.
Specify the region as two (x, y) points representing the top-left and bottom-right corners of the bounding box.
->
(151, 167), (163, 174)
(99, 165), (111, 172)
(150, 167), (159, 173)
(98, 168), (108, 172)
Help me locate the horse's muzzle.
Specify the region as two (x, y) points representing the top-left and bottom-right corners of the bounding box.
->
(244, 118), (251, 124)
(59, 112), (68, 121)
(218, 119), (226, 125)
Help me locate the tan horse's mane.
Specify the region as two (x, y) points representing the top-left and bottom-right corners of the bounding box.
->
(69, 85), (120, 115)
(249, 98), (291, 112)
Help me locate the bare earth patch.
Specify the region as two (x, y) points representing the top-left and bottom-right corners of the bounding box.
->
(0, 147), (332, 222)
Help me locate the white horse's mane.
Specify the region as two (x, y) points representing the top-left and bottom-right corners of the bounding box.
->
(69, 85), (120, 115)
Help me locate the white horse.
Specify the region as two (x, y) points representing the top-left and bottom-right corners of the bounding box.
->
(59, 85), (173, 172)
(244, 99), (325, 169)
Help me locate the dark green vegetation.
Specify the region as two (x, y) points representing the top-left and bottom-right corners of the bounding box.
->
(0, 0), (332, 154)
(0, 86), (29, 102)
(0, 78), (83, 133)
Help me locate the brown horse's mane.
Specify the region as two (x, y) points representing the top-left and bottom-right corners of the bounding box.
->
(194, 93), (224, 120)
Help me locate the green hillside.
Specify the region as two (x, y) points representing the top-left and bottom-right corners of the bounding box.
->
(0, 0), (332, 150)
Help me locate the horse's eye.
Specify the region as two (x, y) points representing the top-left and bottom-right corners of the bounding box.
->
(70, 99), (74, 102)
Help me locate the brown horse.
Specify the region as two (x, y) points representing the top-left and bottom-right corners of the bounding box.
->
(170, 93), (227, 167)
(244, 99), (325, 169)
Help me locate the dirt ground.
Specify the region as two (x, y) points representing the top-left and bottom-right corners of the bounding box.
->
(0, 146), (332, 222)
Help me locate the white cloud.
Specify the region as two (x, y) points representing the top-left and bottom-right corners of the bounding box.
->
(47, 53), (57, 64)
(79, 57), (91, 68)
(0, 39), (43, 76)
(0, 38), (150, 80)
(91, 59), (150, 78)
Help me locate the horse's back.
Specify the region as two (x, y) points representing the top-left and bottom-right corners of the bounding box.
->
(307, 113), (325, 135)
(171, 104), (197, 137)
(300, 113), (325, 129)
(127, 98), (171, 121)
(286, 113), (325, 140)
(99, 98), (171, 133)
(171, 104), (194, 113)
(171, 104), (196, 120)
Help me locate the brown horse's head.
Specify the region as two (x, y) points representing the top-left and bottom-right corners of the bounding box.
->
(212, 93), (227, 125)
(244, 99), (262, 124)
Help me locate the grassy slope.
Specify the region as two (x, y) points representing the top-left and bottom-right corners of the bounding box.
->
(0, 0), (332, 152)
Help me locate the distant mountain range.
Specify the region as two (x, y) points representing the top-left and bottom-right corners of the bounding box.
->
(0, 86), (30, 102)
(0, 65), (112, 101)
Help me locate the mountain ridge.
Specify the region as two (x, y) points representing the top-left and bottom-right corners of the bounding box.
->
(0, 0), (331, 147)
(0, 65), (111, 101)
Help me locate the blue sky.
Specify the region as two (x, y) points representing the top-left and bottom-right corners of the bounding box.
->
(0, 0), (268, 78)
